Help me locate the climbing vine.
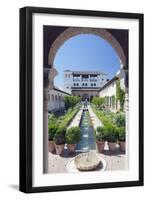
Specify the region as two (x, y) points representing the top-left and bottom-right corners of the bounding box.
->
(116, 79), (125, 111)
(112, 95), (115, 109)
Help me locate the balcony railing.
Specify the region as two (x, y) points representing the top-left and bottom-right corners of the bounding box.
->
(71, 87), (100, 90)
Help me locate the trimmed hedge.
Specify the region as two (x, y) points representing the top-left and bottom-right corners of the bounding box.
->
(92, 108), (114, 127)
(93, 108), (126, 143)
(48, 106), (79, 142)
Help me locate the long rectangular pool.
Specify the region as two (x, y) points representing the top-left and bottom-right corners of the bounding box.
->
(76, 110), (96, 152)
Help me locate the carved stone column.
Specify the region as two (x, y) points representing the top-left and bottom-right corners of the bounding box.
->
(124, 69), (129, 112)
(43, 67), (57, 174)
(124, 68), (129, 170)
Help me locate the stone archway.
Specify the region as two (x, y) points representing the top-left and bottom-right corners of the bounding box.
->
(44, 27), (128, 173)
(82, 94), (89, 101)
(48, 27), (126, 68)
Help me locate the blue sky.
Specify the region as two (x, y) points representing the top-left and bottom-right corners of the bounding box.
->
(53, 34), (120, 88)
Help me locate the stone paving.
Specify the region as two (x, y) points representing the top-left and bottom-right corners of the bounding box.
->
(88, 105), (103, 129)
(48, 149), (126, 173)
(67, 108), (83, 129)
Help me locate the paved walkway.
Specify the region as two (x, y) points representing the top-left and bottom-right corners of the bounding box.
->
(48, 149), (126, 173)
(88, 105), (103, 129)
(67, 108), (83, 129)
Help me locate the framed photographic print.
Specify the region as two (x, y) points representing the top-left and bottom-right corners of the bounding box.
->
(19, 7), (144, 193)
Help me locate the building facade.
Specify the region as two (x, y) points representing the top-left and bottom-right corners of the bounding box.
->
(99, 69), (126, 112)
(48, 69), (126, 112)
(63, 70), (108, 100)
(48, 87), (70, 112)
(99, 77), (119, 111)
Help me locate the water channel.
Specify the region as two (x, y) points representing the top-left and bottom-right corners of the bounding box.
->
(76, 109), (96, 152)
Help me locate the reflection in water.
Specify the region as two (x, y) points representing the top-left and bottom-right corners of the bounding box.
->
(76, 110), (96, 152)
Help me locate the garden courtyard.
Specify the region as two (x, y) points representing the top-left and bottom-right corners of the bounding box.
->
(48, 95), (126, 173)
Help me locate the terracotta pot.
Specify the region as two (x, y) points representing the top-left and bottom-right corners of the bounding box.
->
(119, 141), (125, 152)
(48, 140), (55, 153)
(96, 141), (105, 153)
(108, 142), (116, 152)
(55, 144), (65, 155)
(67, 144), (76, 154)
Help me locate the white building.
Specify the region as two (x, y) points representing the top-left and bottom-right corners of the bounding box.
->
(48, 69), (126, 112)
(99, 77), (119, 111)
(99, 69), (126, 112)
(48, 87), (70, 112)
(63, 70), (108, 94)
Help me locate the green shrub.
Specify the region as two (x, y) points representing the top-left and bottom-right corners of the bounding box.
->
(104, 125), (118, 143)
(92, 97), (104, 108)
(64, 96), (81, 109)
(48, 123), (58, 140)
(95, 126), (107, 141)
(54, 126), (66, 145)
(96, 126), (106, 135)
(118, 127), (126, 141)
(48, 107), (79, 138)
(114, 112), (125, 127)
(92, 108), (114, 127)
(95, 133), (105, 141)
(48, 114), (57, 124)
(66, 126), (81, 144)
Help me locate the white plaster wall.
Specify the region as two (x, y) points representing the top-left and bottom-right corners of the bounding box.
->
(63, 71), (107, 93)
(99, 81), (117, 97)
(48, 89), (67, 112)
(63, 71), (73, 93)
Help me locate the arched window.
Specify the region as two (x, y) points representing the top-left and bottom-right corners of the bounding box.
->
(51, 94), (54, 102)
(48, 94), (50, 101)
(55, 95), (57, 101)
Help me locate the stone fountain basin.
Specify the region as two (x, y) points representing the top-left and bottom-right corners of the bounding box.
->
(74, 152), (101, 171)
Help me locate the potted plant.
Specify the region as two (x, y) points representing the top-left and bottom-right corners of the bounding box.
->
(105, 125), (118, 152)
(118, 127), (126, 152)
(48, 123), (58, 153)
(114, 112), (125, 127)
(66, 126), (81, 154)
(95, 126), (106, 153)
(54, 126), (66, 155)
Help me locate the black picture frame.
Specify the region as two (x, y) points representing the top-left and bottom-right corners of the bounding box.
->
(19, 6), (144, 193)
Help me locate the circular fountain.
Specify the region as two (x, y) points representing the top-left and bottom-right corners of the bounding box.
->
(66, 151), (107, 173)
(74, 151), (100, 171)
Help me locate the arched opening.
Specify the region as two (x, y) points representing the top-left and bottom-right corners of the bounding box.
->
(51, 94), (54, 102)
(48, 27), (126, 68)
(82, 94), (89, 101)
(45, 26), (129, 174)
(90, 95), (93, 102)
